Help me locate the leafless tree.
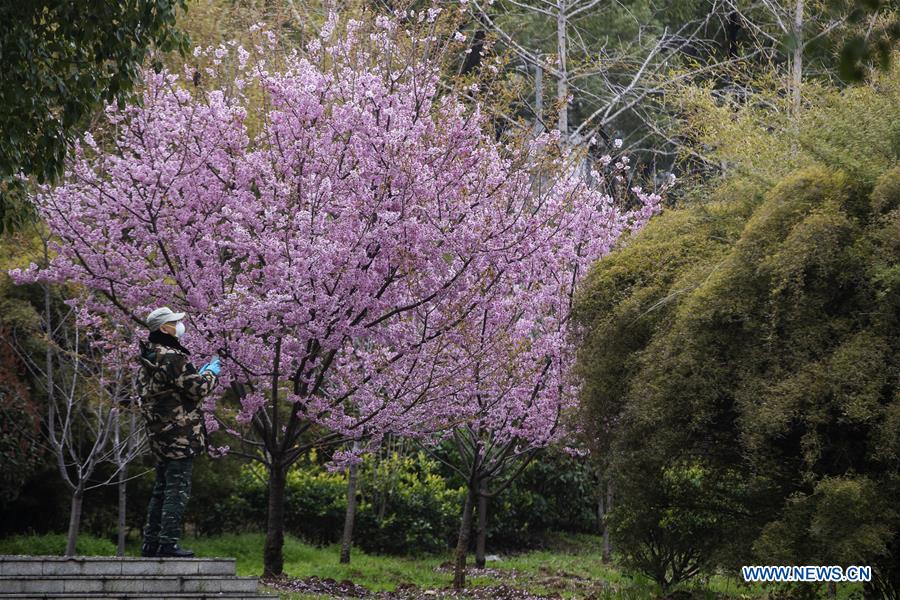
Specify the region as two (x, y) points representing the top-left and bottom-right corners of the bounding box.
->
(466, 0), (732, 157)
(111, 402), (145, 556)
(11, 235), (146, 556)
(723, 0), (854, 118)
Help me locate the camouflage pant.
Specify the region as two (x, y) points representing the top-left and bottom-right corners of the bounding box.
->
(143, 456), (194, 545)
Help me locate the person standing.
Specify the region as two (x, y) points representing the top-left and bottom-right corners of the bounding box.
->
(136, 307), (220, 558)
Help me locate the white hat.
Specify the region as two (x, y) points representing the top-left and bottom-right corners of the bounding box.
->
(145, 306), (186, 331)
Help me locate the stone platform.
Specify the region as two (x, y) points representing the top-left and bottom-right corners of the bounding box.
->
(0, 556), (275, 600)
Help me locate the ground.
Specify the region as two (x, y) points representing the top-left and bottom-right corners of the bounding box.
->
(0, 533), (864, 599)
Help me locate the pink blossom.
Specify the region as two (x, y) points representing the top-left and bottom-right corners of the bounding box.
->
(9, 17), (669, 470)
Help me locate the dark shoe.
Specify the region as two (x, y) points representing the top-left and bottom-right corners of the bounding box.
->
(156, 543), (194, 558)
(141, 541), (158, 557)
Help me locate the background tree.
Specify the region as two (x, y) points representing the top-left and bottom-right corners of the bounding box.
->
(0, 0), (189, 232)
(111, 406), (145, 556)
(463, 0), (726, 156)
(722, 0), (897, 119)
(0, 327), (43, 507)
(457, 0), (898, 198)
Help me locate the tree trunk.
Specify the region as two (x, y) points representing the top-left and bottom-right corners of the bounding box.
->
(791, 0), (804, 119)
(117, 464), (128, 556)
(602, 481), (613, 562)
(452, 485), (476, 590)
(534, 60), (544, 134)
(65, 486), (84, 556)
(377, 489), (387, 521)
(339, 451), (360, 564)
(556, 0), (569, 139)
(460, 28), (486, 75)
(597, 486), (607, 562)
(475, 478), (488, 569)
(725, 11), (741, 59)
(263, 460), (287, 577)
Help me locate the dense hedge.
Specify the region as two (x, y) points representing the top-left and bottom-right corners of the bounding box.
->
(192, 448), (596, 554)
(469, 451), (598, 549)
(198, 454), (462, 554)
(1, 442), (597, 555)
(193, 451), (462, 554)
(574, 63), (900, 594)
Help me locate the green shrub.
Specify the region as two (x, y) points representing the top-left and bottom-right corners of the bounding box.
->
(186, 452), (248, 536)
(188, 461), (269, 537)
(206, 450), (464, 555)
(355, 452), (464, 554)
(575, 64), (900, 594)
(486, 451), (597, 548)
(284, 463), (349, 546)
(189, 458), (266, 537)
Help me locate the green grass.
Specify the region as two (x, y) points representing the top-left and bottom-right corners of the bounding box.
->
(162, 532), (747, 599)
(1, 532), (867, 599)
(156, 533), (870, 600)
(488, 533), (645, 597)
(183, 533), (494, 590)
(0, 533), (116, 556)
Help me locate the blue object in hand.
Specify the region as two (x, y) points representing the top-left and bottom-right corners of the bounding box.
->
(199, 355), (221, 376)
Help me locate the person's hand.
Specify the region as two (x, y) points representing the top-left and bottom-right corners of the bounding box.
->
(199, 356), (221, 376)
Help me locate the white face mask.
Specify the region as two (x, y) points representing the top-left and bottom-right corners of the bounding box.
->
(174, 321), (186, 339)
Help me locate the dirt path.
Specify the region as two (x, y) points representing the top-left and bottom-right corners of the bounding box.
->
(261, 562), (617, 600)
(261, 574), (566, 599)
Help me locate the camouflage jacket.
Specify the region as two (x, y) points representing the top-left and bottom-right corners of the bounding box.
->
(136, 339), (218, 460)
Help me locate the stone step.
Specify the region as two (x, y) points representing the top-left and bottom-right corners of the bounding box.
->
(0, 558), (236, 577)
(0, 575), (260, 595)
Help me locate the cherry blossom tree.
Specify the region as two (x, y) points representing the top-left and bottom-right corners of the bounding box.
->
(418, 150), (665, 588)
(11, 8), (665, 575)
